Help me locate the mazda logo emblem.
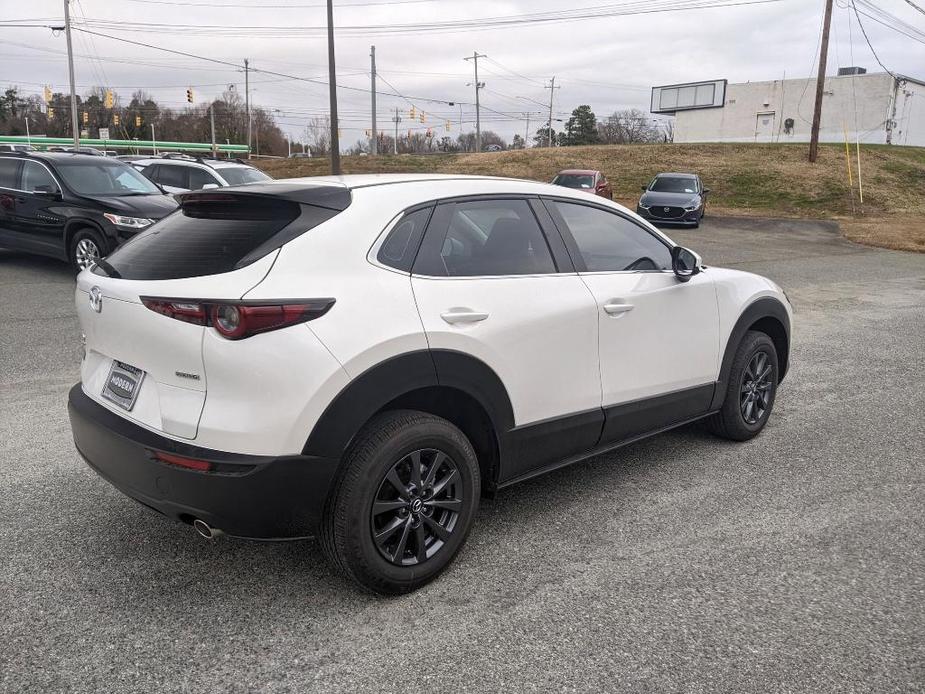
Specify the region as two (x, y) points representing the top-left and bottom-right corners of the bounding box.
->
(664, 207), (671, 213)
(89, 286), (103, 313)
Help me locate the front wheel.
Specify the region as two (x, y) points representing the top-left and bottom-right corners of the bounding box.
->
(69, 228), (107, 273)
(707, 330), (779, 441)
(321, 410), (480, 594)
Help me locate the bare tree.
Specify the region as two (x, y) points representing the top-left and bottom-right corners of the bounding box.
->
(598, 109), (662, 144)
(305, 115), (331, 157)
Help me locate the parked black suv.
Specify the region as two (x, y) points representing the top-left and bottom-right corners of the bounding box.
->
(0, 152), (178, 272)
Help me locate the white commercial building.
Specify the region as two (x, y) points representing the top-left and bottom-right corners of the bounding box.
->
(651, 72), (925, 147)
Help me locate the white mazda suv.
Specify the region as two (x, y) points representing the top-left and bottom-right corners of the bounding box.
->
(68, 174), (792, 594)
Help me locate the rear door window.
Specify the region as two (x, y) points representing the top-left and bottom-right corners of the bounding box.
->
(0, 158), (21, 189)
(414, 198), (556, 277)
(188, 167), (220, 190)
(99, 195), (337, 280)
(156, 165), (188, 189)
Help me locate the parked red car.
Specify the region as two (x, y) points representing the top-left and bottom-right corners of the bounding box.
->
(551, 169), (612, 199)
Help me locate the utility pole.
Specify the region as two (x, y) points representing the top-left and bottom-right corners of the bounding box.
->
(392, 108), (401, 155)
(63, 0), (79, 147)
(244, 58), (251, 159)
(522, 112), (530, 147)
(210, 105), (216, 157)
(151, 124), (157, 155)
(326, 0), (341, 174)
(370, 45), (377, 155)
(809, 0), (834, 163)
(545, 77), (559, 148)
(464, 52), (486, 152)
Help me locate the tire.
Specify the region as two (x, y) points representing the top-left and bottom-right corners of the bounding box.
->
(321, 410), (481, 594)
(706, 330), (779, 441)
(69, 227), (107, 274)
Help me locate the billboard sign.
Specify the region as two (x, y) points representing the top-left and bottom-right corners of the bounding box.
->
(651, 79), (727, 114)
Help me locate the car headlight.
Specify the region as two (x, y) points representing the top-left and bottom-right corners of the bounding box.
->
(103, 213), (153, 229)
(684, 200), (700, 211)
(638, 201), (650, 209)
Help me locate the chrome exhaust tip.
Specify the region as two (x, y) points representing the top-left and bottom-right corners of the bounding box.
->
(193, 518), (223, 540)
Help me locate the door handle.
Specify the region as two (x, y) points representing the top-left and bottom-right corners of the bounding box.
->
(440, 310), (489, 324)
(603, 302), (634, 315)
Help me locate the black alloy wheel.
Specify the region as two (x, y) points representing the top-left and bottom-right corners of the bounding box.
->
(740, 350), (773, 425)
(371, 448), (462, 566)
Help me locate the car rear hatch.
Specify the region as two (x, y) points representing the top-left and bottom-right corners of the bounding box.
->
(75, 184), (351, 440)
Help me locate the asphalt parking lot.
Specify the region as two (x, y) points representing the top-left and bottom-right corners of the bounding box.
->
(2, 216), (923, 693)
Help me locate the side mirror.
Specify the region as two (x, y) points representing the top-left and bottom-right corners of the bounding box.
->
(702, 188), (711, 194)
(35, 187), (61, 199)
(201, 183), (220, 190)
(671, 246), (702, 282)
(640, 185), (647, 192)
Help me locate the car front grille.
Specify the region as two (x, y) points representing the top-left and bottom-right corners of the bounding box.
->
(650, 205), (685, 219)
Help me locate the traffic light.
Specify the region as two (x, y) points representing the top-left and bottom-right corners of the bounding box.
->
(445, 120), (451, 132)
(186, 88), (193, 104)
(364, 129), (371, 137)
(135, 115), (142, 127)
(82, 111), (89, 125)
(104, 90), (114, 109)
(113, 114), (120, 126)
(426, 128), (432, 138)
(43, 85), (52, 103)
(47, 107), (55, 120)
(420, 111), (425, 123)
(409, 106), (416, 119)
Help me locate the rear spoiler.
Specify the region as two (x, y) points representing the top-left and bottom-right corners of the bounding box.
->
(176, 183), (352, 212)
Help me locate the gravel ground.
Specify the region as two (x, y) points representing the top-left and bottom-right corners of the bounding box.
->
(1, 217), (923, 693)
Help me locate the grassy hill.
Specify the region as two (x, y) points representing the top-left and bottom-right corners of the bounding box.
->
(255, 143), (925, 251)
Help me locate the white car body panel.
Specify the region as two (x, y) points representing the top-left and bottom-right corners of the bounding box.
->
(579, 270), (720, 405)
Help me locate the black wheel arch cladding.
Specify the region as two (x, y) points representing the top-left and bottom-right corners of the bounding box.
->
(302, 349), (514, 466)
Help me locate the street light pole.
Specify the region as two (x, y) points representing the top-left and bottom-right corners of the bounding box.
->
(370, 45), (377, 155)
(244, 58), (251, 159)
(63, 0), (79, 147)
(326, 0), (341, 174)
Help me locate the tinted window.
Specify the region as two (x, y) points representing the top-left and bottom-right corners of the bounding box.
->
(187, 167), (219, 190)
(20, 161), (59, 192)
(549, 201), (672, 272)
(417, 199), (555, 277)
(377, 206), (432, 272)
(0, 158), (20, 188)
(218, 167), (270, 185)
(54, 160), (160, 196)
(649, 176), (698, 194)
(100, 196), (338, 280)
(156, 165), (188, 189)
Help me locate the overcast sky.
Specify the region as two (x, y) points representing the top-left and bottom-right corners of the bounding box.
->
(3, 0), (924, 147)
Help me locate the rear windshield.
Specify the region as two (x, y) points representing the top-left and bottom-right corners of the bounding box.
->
(98, 195), (336, 280)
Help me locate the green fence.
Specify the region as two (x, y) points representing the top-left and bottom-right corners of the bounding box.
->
(0, 135), (249, 154)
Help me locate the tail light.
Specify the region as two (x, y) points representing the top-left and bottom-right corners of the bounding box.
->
(141, 297), (334, 339)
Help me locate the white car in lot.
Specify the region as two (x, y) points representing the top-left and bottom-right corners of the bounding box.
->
(68, 174), (792, 594)
(131, 155), (271, 193)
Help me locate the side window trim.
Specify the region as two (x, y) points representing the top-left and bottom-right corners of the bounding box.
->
(411, 196), (561, 278)
(2, 160), (61, 194)
(540, 196), (674, 274)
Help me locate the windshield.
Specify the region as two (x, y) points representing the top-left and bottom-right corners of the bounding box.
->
(553, 174), (595, 190)
(649, 176), (698, 194)
(218, 167), (271, 186)
(56, 160), (161, 196)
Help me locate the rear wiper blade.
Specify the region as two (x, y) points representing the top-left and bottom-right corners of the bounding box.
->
(93, 258), (121, 279)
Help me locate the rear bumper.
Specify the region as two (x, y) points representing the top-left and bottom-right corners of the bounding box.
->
(68, 384), (339, 539)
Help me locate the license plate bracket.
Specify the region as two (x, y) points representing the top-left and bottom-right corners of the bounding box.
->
(101, 360), (145, 411)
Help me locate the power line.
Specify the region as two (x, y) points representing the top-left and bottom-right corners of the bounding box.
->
(120, 0), (437, 6)
(849, 0), (898, 77)
(62, 0), (791, 38)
